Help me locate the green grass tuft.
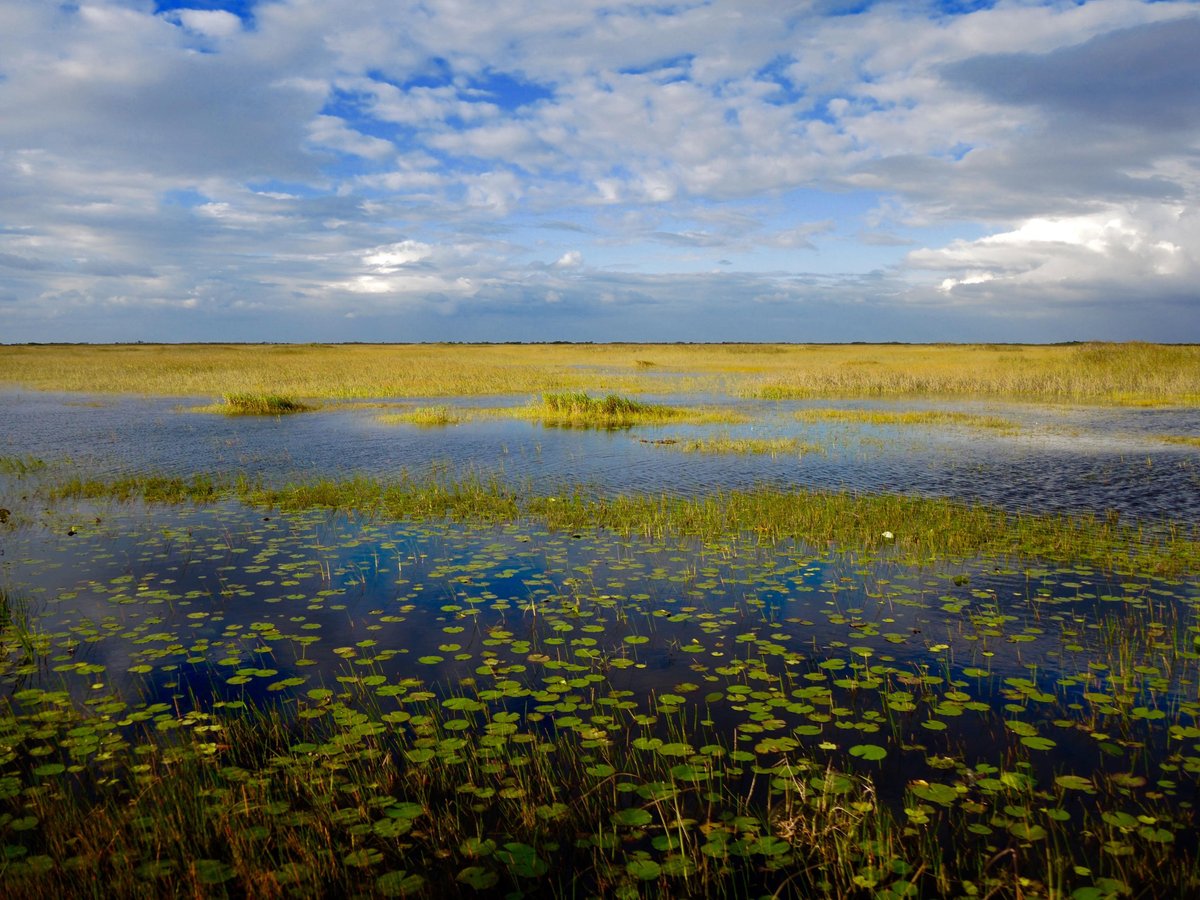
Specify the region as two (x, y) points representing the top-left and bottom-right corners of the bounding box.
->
(378, 406), (461, 426)
(218, 393), (312, 415)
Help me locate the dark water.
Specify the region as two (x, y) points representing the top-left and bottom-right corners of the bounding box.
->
(2, 389), (1198, 521)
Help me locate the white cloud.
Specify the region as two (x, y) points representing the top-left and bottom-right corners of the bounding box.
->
(306, 115), (396, 160)
(170, 9), (243, 40)
(1, 1), (1198, 340)
(912, 206), (1197, 302)
(362, 241), (433, 270)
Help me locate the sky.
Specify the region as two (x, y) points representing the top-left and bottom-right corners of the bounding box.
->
(1, 0), (1198, 343)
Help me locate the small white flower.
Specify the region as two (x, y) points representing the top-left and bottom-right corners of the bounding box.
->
(881, 531), (894, 540)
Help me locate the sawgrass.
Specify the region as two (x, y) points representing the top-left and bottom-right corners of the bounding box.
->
(793, 408), (1018, 430)
(490, 392), (746, 428)
(2, 342), (1196, 404)
(377, 406), (461, 426)
(671, 436), (823, 456)
(201, 393), (313, 415)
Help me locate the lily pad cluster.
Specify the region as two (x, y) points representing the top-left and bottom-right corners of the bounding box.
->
(1, 493), (1198, 897)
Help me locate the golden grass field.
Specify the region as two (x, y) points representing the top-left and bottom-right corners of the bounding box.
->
(0, 341), (1197, 405)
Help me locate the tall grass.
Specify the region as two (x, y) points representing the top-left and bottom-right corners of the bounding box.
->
(2, 342), (1196, 404)
(752, 342), (1200, 405)
(793, 408), (1018, 430)
(46, 472), (1200, 577)
(523, 391), (682, 427)
(377, 406), (461, 426)
(214, 393), (312, 415)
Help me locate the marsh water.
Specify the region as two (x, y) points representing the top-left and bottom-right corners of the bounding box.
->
(2, 388), (1199, 884)
(3, 388), (1198, 520)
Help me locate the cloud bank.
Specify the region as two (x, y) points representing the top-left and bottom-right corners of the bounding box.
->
(1, 1), (1197, 342)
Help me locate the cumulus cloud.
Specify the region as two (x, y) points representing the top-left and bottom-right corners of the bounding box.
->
(168, 9), (244, 40)
(0, 0), (1197, 340)
(911, 206), (1196, 301)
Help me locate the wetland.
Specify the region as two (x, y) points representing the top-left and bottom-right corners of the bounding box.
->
(1, 343), (1198, 898)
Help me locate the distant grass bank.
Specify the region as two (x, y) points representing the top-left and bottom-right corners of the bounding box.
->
(794, 408), (1018, 431)
(46, 472), (1199, 577)
(1, 341), (1196, 405)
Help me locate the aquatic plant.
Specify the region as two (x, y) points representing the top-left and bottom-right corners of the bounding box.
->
(3, 481), (1199, 898)
(0, 456), (46, 476)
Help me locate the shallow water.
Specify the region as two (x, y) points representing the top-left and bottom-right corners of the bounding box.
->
(3, 497), (1197, 799)
(2, 389), (1197, 521)
(3, 389), (1199, 894)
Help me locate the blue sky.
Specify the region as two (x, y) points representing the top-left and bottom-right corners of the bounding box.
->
(2, 0), (1198, 342)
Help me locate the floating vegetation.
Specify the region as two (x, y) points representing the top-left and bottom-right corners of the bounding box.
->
(793, 408), (1018, 431)
(668, 436), (823, 456)
(196, 393), (314, 416)
(1, 495), (1198, 897)
(378, 406), (462, 427)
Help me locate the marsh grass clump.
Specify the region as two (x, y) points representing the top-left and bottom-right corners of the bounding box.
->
(217, 393), (312, 415)
(499, 391), (747, 428)
(526, 391), (682, 428)
(672, 436), (823, 456)
(50, 473), (223, 505)
(378, 406), (462, 427)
